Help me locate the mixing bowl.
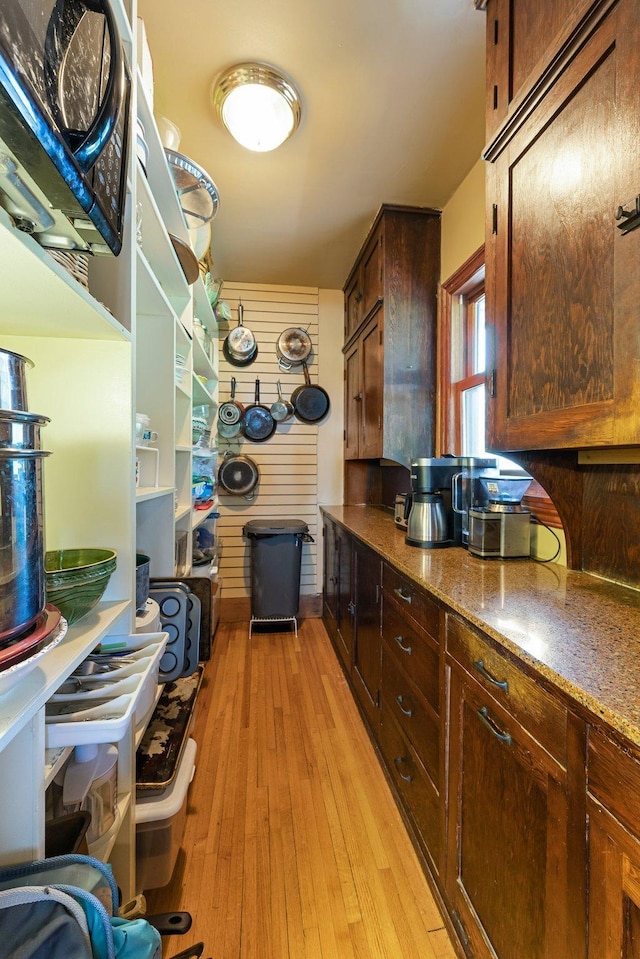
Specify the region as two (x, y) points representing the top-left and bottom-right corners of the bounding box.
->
(45, 549), (117, 625)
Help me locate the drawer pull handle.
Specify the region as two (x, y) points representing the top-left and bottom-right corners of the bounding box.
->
(396, 695), (413, 717)
(394, 635), (412, 655)
(477, 706), (512, 745)
(394, 756), (413, 783)
(394, 587), (412, 604)
(474, 659), (509, 693)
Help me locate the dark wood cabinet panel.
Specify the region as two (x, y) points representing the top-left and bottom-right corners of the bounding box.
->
(343, 311), (382, 460)
(383, 601), (440, 717)
(342, 205), (440, 474)
(587, 731), (640, 959)
(446, 667), (577, 959)
(344, 342), (360, 460)
(447, 615), (567, 765)
(378, 702), (441, 874)
(361, 226), (383, 320)
(485, 0), (640, 452)
(381, 643), (439, 788)
(351, 540), (382, 730)
(359, 312), (383, 458)
(322, 518), (354, 673)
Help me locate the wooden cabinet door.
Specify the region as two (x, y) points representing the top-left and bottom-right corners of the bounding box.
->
(588, 799), (640, 959)
(344, 341), (361, 459)
(486, 0), (640, 451)
(335, 524), (354, 670)
(352, 540), (381, 730)
(322, 519), (339, 625)
(361, 226), (383, 320)
(484, 0), (582, 142)
(446, 668), (574, 959)
(587, 727), (640, 958)
(360, 311), (383, 458)
(345, 270), (363, 342)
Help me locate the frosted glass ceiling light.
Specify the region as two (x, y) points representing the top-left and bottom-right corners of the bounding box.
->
(213, 63), (302, 152)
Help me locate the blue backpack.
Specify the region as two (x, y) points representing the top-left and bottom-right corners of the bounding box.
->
(0, 855), (161, 959)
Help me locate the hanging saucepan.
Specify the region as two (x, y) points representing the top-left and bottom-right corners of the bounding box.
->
(218, 376), (245, 425)
(223, 301), (258, 367)
(243, 379), (277, 442)
(291, 362), (331, 423)
(218, 450), (259, 499)
(276, 326), (312, 371)
(270, 380), (294, 422)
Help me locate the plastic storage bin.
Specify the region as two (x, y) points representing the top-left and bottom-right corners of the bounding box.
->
(135, 737), (197, 891)
(243, 519), (310, 619)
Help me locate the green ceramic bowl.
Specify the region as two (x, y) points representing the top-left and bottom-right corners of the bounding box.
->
(45, 549), (117, 624)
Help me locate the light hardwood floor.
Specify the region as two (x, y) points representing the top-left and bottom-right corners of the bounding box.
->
(145, 618), (457, 959)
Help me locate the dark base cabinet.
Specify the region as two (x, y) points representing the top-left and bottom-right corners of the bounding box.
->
(587, 729), (640, 959)
(321, 511), (640, 959)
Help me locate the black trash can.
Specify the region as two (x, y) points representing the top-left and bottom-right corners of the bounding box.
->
(243, 519), (310, 619)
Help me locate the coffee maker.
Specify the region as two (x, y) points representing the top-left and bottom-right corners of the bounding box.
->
(468, 476), (533, 558)
(451, 456), (498, 546)
(406, 457), (463, 548)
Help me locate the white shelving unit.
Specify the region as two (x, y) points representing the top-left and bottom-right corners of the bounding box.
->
(0, 1), (218, 900)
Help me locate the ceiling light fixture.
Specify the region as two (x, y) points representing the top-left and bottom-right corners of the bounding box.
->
(213, 62), (302, 153)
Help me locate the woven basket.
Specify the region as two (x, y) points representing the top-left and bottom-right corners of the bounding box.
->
(48, 249), (90, 290)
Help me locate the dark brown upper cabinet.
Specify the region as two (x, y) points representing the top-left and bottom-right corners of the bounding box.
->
(484, 0), (640, 452)
(342, 205), (441, 468)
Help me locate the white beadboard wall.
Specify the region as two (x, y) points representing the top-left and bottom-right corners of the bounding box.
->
(214, 281), (325, 600)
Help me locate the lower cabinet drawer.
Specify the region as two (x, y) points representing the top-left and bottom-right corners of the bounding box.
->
(382, 643), (439, 788)
(447, 614), (567, 766)
(382, 599), (440, 715)
(379, 703), (441, 873)
(383, 563), (441, 640)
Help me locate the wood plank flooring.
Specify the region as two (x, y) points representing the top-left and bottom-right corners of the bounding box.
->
(145, 618), (457, 959)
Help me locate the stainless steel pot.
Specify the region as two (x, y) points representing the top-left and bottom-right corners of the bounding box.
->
(0, 348), (34, 411)
(0, 447), (51, 641)
(276, 327), (312, 370)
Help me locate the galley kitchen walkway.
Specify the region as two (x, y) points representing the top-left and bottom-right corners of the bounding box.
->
(146, 618), (456, 959)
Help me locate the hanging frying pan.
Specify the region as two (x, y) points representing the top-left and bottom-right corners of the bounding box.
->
(218, 450), (259, 499)
(223, 301), (257, 365)
(270, 380), (294, 422)
(291, 362), (331, 423)
(276, 327), (312, 370)
(243, 379), (277, 442)
(218, 376), (245, 425)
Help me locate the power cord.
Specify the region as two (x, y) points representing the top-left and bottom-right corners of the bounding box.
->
(531, 516), (562, 563)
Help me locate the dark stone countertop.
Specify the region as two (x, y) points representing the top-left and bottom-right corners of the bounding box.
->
(322, 505), (640, 750)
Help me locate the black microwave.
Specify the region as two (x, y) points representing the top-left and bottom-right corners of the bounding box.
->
(0, 0), (131, 255)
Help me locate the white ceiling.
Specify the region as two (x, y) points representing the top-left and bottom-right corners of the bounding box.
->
(137, 0), (486, 290)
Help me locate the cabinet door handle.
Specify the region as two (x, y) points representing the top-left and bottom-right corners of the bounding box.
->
(394, 587), (412, 604)
(394, 635), (412, 655)
(477, 706), (512, 745)
(396, 694), (413, 717)
(473, 659), (509, 693)
(347, 601), (355, 615)
(394, 756), (413, 783)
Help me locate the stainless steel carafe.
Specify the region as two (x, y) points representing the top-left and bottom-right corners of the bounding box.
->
(405, 492), (449, 547)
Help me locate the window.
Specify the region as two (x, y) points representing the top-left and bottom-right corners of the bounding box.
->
(439, 246), (562, 526)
